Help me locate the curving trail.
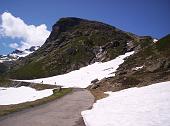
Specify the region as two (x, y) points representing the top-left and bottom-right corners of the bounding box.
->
(0, 89), (94, 126)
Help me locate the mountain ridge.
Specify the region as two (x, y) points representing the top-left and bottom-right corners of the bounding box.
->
(7, 17), (152, 79)
(0, 46), (40, 62)
(3, 17), (155, 80)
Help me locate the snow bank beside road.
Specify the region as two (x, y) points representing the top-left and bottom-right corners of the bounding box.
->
(82, 81), (170, 126)
(0, 86), (53, 105)
(1, 51), (134, 105)
(16, 51), (134, 88)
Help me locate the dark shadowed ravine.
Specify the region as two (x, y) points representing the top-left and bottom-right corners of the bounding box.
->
(0, 89), (94, 126)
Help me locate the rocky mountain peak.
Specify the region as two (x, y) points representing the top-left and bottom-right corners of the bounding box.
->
(11, 49), (23, 55)
(25, 46), (40, 52)
(53, 17), (83, 30)
(8, 17), (154, 79)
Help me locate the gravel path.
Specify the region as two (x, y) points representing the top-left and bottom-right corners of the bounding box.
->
(0, 89), (94, 126)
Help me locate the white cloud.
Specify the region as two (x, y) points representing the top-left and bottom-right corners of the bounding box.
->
(9, 43), (19, 49)
(0, 12), (50, 50)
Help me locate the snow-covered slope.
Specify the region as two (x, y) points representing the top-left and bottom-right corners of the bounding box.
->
(9, 50), (33, 58)
(153, 38), (158, 43)
(82, 81), (170, 126)
(0, 86), (53, 105)
(9, 46), (40, 59)
(0, 46), (39, 62)
(0, 55), (13, 63)
(15, 51), (134, 88)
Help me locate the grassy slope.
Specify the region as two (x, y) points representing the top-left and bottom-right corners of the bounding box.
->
(156, 34), (170, 55)
(0, 76), (12, 87)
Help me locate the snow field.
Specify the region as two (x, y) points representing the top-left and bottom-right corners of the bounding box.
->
(82, 81), (170, 126)
(0, 86), (53, 105)
(16, 51), (134, 88)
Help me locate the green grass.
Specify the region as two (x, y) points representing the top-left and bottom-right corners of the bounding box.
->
(0, 76), (12, 87)
(0, 88), (72, 117)
(9, 61), (47, 79)
(0, 63), (8, 75)
(156, 34), (170, 55)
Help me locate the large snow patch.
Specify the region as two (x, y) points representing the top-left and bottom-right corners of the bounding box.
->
(82, 81), (170, 126)
(0, 86), (53, 105)
(16, 51), (134, 88)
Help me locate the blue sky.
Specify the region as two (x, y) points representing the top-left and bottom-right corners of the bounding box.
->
(0, 0), (170, 54)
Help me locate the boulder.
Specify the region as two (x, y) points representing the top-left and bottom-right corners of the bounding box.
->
(91, 79), (99, 84)
(147, 60), (166, 72)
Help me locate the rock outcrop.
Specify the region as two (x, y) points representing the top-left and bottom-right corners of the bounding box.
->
(89, 34), (170, 94)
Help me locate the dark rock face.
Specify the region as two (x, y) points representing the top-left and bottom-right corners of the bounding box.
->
(91, 79), (99, 84)
(11, 50), (23, 54)
(8, 17), (152, 79)
(0, 55), (4, 58)
(26, 46), (40, 52)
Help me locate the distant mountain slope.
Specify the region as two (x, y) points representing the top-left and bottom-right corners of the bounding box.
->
(0, 46), (39, 76)
(0, 46), (39, 63)
(8, 17), (153, 79)
(9, 46), (40, 59)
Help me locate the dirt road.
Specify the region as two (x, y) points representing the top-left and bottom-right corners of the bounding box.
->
(0, 89), (94, 126)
